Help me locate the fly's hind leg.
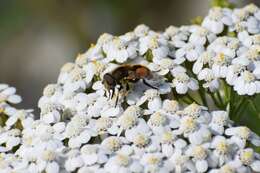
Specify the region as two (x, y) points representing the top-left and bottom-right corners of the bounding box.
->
(143, 79), (158, 89)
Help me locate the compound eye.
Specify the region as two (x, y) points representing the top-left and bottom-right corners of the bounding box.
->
(103, 74), (116, 86)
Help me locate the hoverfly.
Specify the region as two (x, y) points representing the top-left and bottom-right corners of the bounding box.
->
(103, 64), (157, 106)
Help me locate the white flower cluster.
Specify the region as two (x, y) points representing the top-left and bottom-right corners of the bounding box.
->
(1, 3), (260, 173)
(0, 84), (34, 154)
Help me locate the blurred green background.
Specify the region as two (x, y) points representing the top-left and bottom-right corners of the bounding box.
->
(0, 0), (260, 132)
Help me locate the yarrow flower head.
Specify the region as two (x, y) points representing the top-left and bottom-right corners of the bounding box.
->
(2, 3), (260, 173)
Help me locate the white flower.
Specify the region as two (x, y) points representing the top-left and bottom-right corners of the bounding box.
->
(117, 106), (140, 132)
(181, 103), (209, 120)
(0, 129), (21, 152)
(141, 153), (170, 173)
(139, 33), (169, 59)
(101, 136), (123, 154)
(148, 57), (178, 76)
(40, 102), (63, 124)
(171, 68), (198, 94)
(232, 4), (260, 34)
(225, 126), (260, 148)
(238, 31), (260, 47)
(64, 115), (92, 148)
(4, 108), (34, 130)
(0, 84), (22, 104)
(175, 42), (204, 61)
(175, 116), (197, 136)
(211, 136), (234, 166)
(209, 111), (231, 135)
(233, 70), (260, 95)
(125, 119), (151, 147)
(136, 89), (162, 113)
(231, 148), (260, 172)
(198, 68), (220, 92)
(84, 60), (105, 83)
(161, 99), (180, 114)
(147, 112), (168, 134)
(188, 126), (212, 145)
(156, 130), (175, 157)
(186, 144), (210, 172)
(193, 51), (215, 74)
(65, 150), (84, 172)
(208, 37), (239, 59)
(232, 45), (260, 67)
(80, 144), (107, 166)
(134, 24), (150, 37)
(105, 154), (142, 173)
(103, 37), (137, 63)
(170, 149), (189, 173)
(202, 7), (233, 34)
(211, 52), (232, 78)
(189, 25), (217, 45)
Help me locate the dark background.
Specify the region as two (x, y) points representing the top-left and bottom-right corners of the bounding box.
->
(0, 0), (259, 114)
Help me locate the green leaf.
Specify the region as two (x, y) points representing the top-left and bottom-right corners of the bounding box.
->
(190, 16), (203, 25)
(238, 95), (260, 135)
(211, 0), (235, 9)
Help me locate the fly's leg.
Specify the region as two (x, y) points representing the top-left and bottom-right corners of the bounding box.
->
(143, 79), (158, 89)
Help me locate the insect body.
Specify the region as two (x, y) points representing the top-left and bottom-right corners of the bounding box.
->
(103, 64), (157, 105)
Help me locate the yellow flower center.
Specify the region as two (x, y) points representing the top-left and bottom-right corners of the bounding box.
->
(174, 73), (189, 83)
(96, 117), (112, 133)
(245, 4), (258, 13)
(181, 116), (196, 133)
(238, 127), (250, 139)
(240, 150), (253, 165)
(119, 114), (137, 129)
(161, 131), (174, 144)
(216, 141), (228, 154)
(243, 71), (255, 83)
(105, 137), (121, 152)
(193, 146), (207, 160)
(163, 100), (179, 113)
(133, 134), (149, 148)
(42, 150), (56, 161)
(149, 112), (166, 126)
(220, 165), (235, 173)
(147, 156), (160, 165)
(183, 103), (201, 118)
(116, 154), (129, 166)
(149, 37), (159, 49)
(215, 53), (226, 65)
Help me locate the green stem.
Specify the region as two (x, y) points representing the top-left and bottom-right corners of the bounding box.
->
(198, 87), (208, 107)
(209, 92), (222, 109)
(186, 93), (200, 105)
(233, 98), (248, 122)
(181, 97), (193, 105)
(229, 88), (235, 119)
(249, 99), (260, 119)
(216, 91), (224, 108)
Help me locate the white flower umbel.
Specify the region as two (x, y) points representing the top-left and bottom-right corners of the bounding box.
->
(3, 4), (260, 172)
